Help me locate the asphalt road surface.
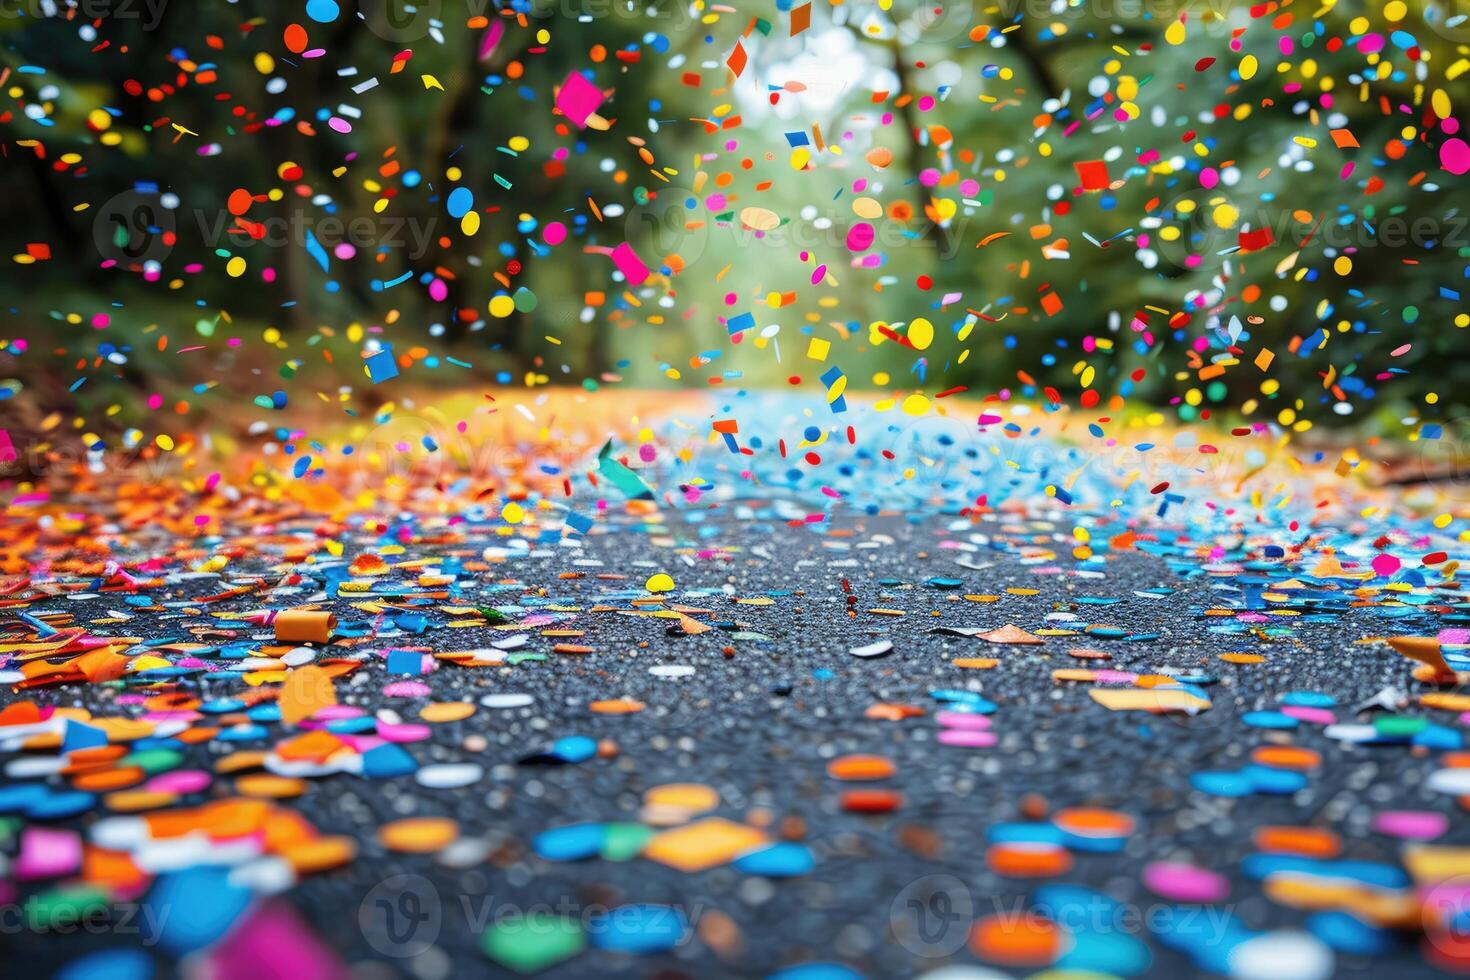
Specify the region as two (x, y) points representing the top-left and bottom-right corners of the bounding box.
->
(2, 500), (1462, 979)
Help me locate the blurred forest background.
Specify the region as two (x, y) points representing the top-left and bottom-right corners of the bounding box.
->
(1, 0), (1467, 449)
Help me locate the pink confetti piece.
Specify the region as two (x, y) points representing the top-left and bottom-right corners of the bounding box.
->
(556, 70), (605, 127)
(14, 827), (82, 881)
(478, 19), (505, 61)
(937, 729), (997, 747)
(611, 241), (651, 285)
(1371, 810), (1449, 840)
(1143, 861), (1230, 903)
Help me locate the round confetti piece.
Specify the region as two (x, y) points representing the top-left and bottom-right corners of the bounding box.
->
(937, 729), (997, 748)
(865, 703), (924, 721)
(415, 763), (484, 789)
(282, 836), (357, 874)
(379, 817), (460, 853)
(589, 698), (645, 714)
(644, 783), (719, 813)
(1371, 810), (1449, 840)
(1051, 807), (1135, 838)
(533, 823), (605, 861)
(1251, 745), (1321, 770)
(826, 754), (896, 781)
(969, 913), (1063, 967)
(419, 702), (476, 723)
(839, 790), (903, 813)
(103, 790), (179, 813)
(304, 0), (339, 21)
(481, 694), (534, 710)
(1227, 930), (1334, 980)
(936, 711), (992, 730)
(985, 842), (1073, 878)
(234, 774), (309, 798)
(1253, 826), (1341, 858)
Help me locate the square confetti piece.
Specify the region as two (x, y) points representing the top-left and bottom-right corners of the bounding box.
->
(726, 311), (755, 336)
(555, 70), (605, 127)
(364, 348), (399, 384)
(643, 817), (768, 872)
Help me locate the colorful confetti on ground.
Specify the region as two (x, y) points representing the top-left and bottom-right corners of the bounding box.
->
(3, 0), (1470, 977)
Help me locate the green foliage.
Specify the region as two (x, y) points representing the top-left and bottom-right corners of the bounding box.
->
(1, 0), (1465, 437)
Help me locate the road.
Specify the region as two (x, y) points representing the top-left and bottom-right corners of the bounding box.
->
(1, 497), (1463, 979)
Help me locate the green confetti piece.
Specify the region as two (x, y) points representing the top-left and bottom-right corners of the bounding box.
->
(600, 822), (654, 862)
(597, 440), (655, 501)
(481, 912), (585, 974)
